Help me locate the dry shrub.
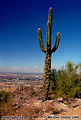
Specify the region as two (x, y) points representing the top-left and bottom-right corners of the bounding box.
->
(45, 103), (54, 112)
(20, 103), (42, 120)
(0, 102), (16, 118)
(43, 102), (60, 114)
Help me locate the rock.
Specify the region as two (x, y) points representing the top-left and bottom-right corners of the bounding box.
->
(51, 101), (68, 113)
(57, 97), (68, 103)
(13, 103), (18, 106)
(32, 100), (42, 107)
(59, 108), (67, 112)
(33, 114), (39, 118)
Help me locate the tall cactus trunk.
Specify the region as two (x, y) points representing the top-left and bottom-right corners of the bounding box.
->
(42, 20), (52, 101)
(43, 51), (51, 101)
(37, 7), (61, 101)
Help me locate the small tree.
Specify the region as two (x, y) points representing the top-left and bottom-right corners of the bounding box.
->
(51, 61), (81, 99)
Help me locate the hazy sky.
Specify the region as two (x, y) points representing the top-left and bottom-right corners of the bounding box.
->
(0, 0), (81, 73)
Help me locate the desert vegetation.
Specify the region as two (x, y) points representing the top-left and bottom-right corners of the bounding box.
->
(50, 61), (81, 99)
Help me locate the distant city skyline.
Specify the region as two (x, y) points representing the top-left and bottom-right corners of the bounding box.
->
(0, 0), (81, 73)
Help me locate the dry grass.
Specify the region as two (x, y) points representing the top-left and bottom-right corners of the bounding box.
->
(0, 102), (16, 119)
(0, 86), (60, 120)
(15, 103), (42, 120)
(0, 100), (60, 120)
(43, 102), (60, 114)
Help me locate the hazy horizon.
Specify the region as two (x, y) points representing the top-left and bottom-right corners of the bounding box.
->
(0, 0), (81, 73)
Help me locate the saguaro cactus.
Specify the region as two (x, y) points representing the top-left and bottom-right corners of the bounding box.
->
(37, 7), (61, 101)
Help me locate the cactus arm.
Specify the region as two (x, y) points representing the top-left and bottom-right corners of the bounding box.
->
(51, 32), (61, 53)
(48, 7), (52, 28)
(46, 21), (51, 49)
(37, 28), (46, 53)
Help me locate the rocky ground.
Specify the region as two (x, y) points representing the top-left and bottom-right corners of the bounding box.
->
(1, 86), (81, 120)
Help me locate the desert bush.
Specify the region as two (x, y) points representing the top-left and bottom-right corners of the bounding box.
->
(30, 89), (38, 97)
(21, 103), (42, 120)
(20, 97), (23, 100)
(51, 61), (81, 99)
(24, 96), (27, 100)
(0, 90), (15, 117)
(45, 102), (59, 114)
(18, 91), (21, 94)
(0, 90), (11, 103)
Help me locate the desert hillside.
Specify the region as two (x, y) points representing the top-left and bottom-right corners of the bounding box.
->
(0, 86), (81, 120)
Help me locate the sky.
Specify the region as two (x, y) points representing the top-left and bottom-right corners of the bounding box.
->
(0, 0), (81, 73)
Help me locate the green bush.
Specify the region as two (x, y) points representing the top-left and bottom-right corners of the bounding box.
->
(0, 90), (11, 103)
(51, 61), (81, 99)
(18, 91), (21, 94)
(30, 89), (38, 97)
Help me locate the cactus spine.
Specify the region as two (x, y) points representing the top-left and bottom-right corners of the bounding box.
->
(37, 7), (61, 101)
